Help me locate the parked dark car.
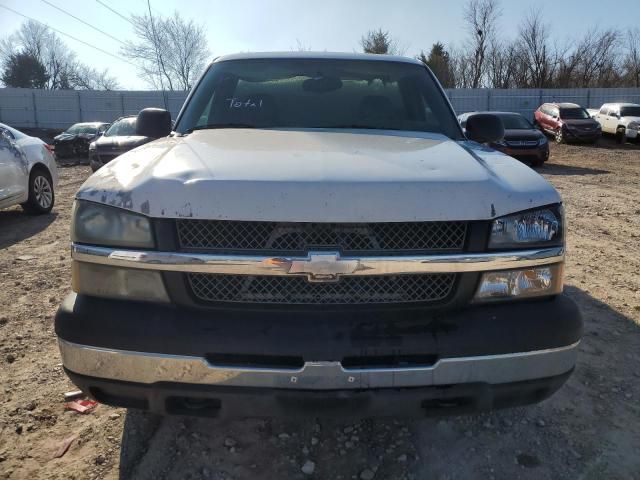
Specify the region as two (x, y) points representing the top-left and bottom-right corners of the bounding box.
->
(459, 111), (549, 167)
(53, 122), (109, 159)
(88, 116), (154, 172)
(533, 103), (601, 144)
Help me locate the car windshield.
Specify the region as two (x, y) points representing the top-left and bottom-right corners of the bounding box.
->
(559, 108), (590, 120)
(620, 106), (640, 117)
(496, 114), (532, 130)
(177, 58), (463, 139)
(67, 124), (98, 134)
(105, 118), (137, 137)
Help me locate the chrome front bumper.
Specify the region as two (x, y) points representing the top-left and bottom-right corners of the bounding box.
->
(59, 339), (579, 391)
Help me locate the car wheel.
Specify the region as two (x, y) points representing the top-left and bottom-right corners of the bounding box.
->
(555, 129), (564, 144)
(21, 167), (55, 214)
(615, 128), (626, 144)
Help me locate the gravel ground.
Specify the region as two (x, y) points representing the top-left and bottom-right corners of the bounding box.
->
(1, 138), (639, 480)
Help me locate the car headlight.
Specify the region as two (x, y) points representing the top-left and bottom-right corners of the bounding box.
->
(71, 200), (154, 249)
(489, 206), (563, 249)
(89, 142), (96, 151)
(474, 264), (563, 302)
(538, 136), (548, 145)
(629, 122), (639, 130)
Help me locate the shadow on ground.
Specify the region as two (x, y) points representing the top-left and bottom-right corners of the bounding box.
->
(0, 210), (57, 249)
(116, 287), (640, 480)
(541, 162), (610, 176)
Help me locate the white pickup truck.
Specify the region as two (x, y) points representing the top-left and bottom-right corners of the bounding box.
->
(592, 103), (640, 143)
(55, 52), (581, 417)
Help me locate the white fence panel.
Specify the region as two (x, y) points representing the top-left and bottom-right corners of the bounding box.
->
(1, 87), (640, 130)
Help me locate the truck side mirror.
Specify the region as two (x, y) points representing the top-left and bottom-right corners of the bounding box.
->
(465, 113), (505, 144)
(136, 108), (172, 138)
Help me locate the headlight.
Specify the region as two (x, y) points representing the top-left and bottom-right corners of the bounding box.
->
(538, 136), (548, 145)
(489, 207), (562, 249)
(474, 264), (563, 302)
(89, 143), (96, 151)
(629, 122), (640, 130)
(71, 201), (154, 249)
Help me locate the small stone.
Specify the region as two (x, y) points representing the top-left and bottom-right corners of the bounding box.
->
(15, 425), (23, 434)
(229, 447), (236, 453)
(278, 433), (290, 440)
(397, 454), (407, 462)
(6, 354), (16, 364)
(311, 437), (319, 446)
(301, 460), (315, 475)
(360, 468), (376, 480)
(224, 437), (237, 447)
(344, 426), (354, 434)
(536, 419), (546, 427)
(108, 413), (120, 420)
(95, 454), (106, 465)
(302, 446), (309, 455)
(0, 317), (7, 326)
(345, 441), (354, 448)
(25, 401), (37, 411)
(16, 255), (36, 261)
(516, 453), (540, 468)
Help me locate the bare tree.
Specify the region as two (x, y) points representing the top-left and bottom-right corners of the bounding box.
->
(487, 40), (520, 88)
(516, 10), (555, 87)
(622, 28), (640, 87)
(462, 0), (501, 88)
(360, 29), (403, 55)
(0, 20), (118, 90)
(122, 11), (209, 91)
(449, 46), (474, 88)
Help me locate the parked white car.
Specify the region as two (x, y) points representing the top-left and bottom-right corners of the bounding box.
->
(592, 103), (640, 143)
(0, 123), (58, 214)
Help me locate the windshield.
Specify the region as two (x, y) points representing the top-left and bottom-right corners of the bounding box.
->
(177, 58), (462, 139)
(620, 106), (640, 117)
(496, 114), (533, 130)
(66, 124), (98, 135)
(559, 108), (590, 120)
(105, 118), (137, 137)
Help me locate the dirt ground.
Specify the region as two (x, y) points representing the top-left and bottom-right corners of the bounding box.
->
(1, 138), (639, 480)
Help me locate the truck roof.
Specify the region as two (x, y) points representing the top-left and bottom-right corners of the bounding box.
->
(601, 102), (640, 107)
(214, 51), (424, 66)
(547, 102), (582, 109)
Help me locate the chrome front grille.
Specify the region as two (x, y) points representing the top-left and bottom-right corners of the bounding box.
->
(506, 140), (539, 147)
(176, 220), (467, 254)
(188, 273), (457, 305)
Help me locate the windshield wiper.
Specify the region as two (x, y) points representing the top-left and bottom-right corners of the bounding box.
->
(187, 123), (257, 133)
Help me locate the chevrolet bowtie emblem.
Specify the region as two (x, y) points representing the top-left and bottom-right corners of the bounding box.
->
(265, 252), (361, 282)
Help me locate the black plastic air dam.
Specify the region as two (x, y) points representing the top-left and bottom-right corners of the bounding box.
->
(65, 368), (573, 418)
(55, 293), (582, 361)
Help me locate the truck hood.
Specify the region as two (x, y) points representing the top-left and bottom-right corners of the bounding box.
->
(77, 129), (560, 222)
(621, 115), (640, 125)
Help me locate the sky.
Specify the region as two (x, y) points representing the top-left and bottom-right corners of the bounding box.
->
(0, 0), (637, 90)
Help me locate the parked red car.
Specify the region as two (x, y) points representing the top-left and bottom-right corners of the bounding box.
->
(533, 103), (601, 144)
